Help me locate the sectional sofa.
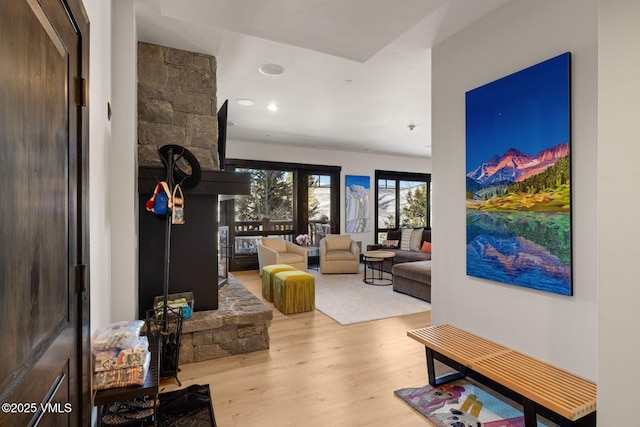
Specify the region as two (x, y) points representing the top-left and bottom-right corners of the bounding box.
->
(366, 229), (431, 273)
(366, 229), (432, 302)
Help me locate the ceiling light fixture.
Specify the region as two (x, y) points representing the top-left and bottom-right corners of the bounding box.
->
(235, 98), (254, 106)
(408, 124), (416, 130)
(227, 121), (237, 127)
(259, 63), (284, 76)
(267, 103), (279, 111)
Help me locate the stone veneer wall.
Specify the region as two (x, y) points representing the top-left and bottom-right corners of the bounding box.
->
(179, 274), (273, 364)
(137, 42), (219, 170)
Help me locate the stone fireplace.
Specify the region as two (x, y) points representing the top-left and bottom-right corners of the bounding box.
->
(137, 42), (270, 362)
(137, 42), (220, 171)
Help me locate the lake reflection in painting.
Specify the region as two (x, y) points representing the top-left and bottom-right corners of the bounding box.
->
(465, 53), (572, 296)
(466, 210), (571, 295)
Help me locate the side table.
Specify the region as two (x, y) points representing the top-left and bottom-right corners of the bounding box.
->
(362, 250), (395, 285)
(94, 338), (160, 426)
(305, 245), (320, 271)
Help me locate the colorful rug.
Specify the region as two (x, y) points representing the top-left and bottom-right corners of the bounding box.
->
(395, 379), (550, 427)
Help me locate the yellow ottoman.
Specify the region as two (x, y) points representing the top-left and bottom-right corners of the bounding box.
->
(273, 270), (315, 314)
(262, 264), (297, 302)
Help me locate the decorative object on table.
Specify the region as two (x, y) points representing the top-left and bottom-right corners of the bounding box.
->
(465, 52), (572, 296)
(171, 184), (185, 225)
(395, 379), (544, 426)
(158, 384), (217, 426)
(345, 175), (370, 233)
(295, 233), (310, 246)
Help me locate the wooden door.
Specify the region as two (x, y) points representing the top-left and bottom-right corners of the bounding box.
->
(0, 0), (90, 425)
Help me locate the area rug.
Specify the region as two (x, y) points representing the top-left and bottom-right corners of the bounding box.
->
(395, 379), (552, 427)
(158, 384), (217, 427)
(308, 266), (430, 325)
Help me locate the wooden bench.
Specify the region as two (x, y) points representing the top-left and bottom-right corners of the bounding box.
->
(408, 324), (597, 427)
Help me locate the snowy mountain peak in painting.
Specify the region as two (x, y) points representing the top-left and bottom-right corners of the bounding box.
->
(467, 143), (568, 185)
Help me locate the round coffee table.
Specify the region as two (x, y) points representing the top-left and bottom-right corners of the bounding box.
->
(362, 250), (396, 285)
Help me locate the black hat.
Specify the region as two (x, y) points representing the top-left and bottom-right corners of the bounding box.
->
(158, 145), (202, 189)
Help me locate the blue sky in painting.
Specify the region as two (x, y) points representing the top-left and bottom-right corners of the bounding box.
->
(346, 175), (370, 189)
(465, 52), (570, 173)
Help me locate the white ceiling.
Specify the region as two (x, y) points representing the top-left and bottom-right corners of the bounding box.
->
(135, 0), (510, 158)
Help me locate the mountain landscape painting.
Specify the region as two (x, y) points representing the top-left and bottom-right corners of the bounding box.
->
(465, 52), (572, 296)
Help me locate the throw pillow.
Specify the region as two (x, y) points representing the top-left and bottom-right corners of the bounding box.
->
(382, 239), (399, 249)
(400, 228), (413, 251)
(421, 241), (432, 253)
(409, 228), (423, 251)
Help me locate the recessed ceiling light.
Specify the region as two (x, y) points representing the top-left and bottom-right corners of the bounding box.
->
(235, 98), (254, 106)
(266, 103), (279, 111)
(259, 63), (284, 76)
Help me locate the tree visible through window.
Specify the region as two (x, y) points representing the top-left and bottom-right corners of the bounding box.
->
(375, 171), (431, 243)
(235, 168), (293, 221)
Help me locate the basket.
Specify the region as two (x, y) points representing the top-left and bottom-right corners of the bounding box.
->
(145, 305), (183, 385)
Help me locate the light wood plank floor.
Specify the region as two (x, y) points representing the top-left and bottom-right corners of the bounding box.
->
(160, 270), (435, 426)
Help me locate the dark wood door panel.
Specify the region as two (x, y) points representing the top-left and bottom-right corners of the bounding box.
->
(0, 331), (72, 426)
(0, 0), (89, 424)
(0, 0), (70, 393)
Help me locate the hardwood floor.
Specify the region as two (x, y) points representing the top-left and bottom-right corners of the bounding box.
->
(160, 270), (435, 426)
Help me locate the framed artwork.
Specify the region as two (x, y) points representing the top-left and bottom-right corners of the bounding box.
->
(345, 175), (370, 233)
(465, 52), (572, 296)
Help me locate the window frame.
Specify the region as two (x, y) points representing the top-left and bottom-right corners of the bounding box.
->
(224, 159), (341, 269)
(374, 170), (431, 244)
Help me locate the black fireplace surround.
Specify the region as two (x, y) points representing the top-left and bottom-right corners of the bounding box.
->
(137, 167), (250, 319)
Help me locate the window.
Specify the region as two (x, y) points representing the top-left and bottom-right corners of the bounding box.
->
(375, 170), (431, 243)
(222, 159), (341, 270)
(234, 167), (295, 254)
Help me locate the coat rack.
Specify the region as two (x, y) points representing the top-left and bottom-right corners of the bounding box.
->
(145, 145), (199, 387)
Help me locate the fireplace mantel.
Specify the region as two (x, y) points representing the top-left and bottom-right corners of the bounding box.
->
(138, 167), (250, 196)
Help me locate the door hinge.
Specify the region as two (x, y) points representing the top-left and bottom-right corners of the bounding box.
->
(76, 264), (87, 294)
(77, 77), (87, 107)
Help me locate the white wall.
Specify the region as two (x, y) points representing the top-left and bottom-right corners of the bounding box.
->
(110, 0), (139, 322)
(598, 1), (640, 423)
(227, 139), (432, 248)
(431, 0), (597, 380)
(83, 0), (112, 332)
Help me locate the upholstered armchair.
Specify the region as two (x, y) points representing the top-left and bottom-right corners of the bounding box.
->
(319, 234), (360, 274)
(257, 236), (308, 275)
